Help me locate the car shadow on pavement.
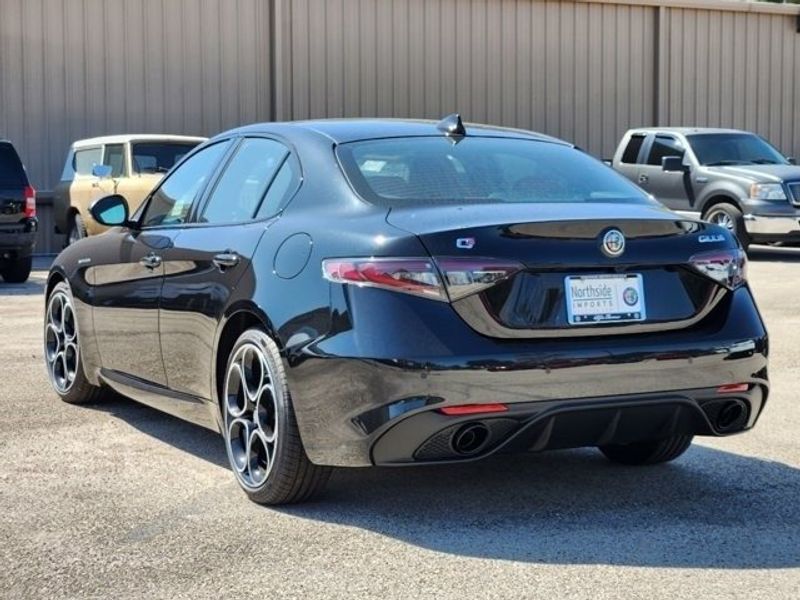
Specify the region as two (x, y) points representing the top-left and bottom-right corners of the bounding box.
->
(87, 394), (800, 570)
(0, 276), (45, 296)
(748, 245), (800, 263)
(283, 445), (800, 570)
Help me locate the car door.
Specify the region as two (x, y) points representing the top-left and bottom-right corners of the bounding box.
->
(90, 141), (231, 386)
(638, 134), (691, 210)
(157, 136), (299, 401)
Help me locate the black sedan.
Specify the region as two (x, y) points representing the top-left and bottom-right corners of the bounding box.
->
(44, 116), (768, 505)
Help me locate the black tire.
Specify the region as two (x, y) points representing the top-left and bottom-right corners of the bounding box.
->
(1, 255), (32, 283)
(599, 435), (693, 466)
(44, 281), (105, 405)
(703, 202), (750, 251)
(67, 213), (87, 246)
(221, 328), (331, 505)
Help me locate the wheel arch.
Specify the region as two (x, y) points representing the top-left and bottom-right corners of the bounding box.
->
(698, 192), (744, 216)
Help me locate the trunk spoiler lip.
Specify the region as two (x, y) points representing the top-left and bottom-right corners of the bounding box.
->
(385, 202), (694, 236)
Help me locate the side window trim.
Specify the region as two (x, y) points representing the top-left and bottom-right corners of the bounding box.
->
(135, 138), (236, 229)
(186, 137), (244, 224)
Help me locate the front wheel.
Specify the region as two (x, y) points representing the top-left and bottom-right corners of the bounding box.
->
(44, 281), (105, 404)
(222, 328), (331, 505)
(599, 435), (693, 466)
(703, 203), (750, 251)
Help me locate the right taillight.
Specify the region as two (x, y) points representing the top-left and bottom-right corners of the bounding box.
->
(23, 185), (36, 218)
(321, 256), (522, 302)
(689, 248), (747, 290)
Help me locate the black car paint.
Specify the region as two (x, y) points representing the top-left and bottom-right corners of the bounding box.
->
(48, 119), (769, 467)
(0, 141), (37, 263)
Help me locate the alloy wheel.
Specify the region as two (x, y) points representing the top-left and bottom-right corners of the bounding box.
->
(45, 291), (79, 394)
(708, 209), (734, 231)
(223, 342), (280, 491)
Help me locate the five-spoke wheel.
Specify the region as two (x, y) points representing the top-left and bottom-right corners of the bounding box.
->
(221, 329), (331, 505)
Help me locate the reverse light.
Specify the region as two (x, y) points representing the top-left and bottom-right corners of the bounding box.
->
(750, 183), (786, 201)
(688, 248), (747, 289)
(23, 185), (36, 218)
(322, 257), (523, 302)
(439, 403), (508, 416)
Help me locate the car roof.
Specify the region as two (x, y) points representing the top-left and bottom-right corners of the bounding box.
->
(225, 118), (568, 145)
(626, 127), (749, 136)
(72, 134), (207, 147)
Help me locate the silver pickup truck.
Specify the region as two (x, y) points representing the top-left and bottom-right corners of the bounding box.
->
(612, 127), (800, 250)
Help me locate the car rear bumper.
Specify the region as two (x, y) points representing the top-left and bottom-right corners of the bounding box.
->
(0, 218), (38, 256)
(286, 285), (769, 467)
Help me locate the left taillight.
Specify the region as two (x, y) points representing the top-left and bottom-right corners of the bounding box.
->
(322, 257), (522, 302)
(23, 185), (36, 218)
(688, 248), (747, 290)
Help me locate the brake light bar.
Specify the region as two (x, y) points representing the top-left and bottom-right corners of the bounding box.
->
(688, 248), (747, 289)
(322, 257), (522, 302)
(439, 403), (508, 416)
(23, 185), (36, 218)
(717, 383), (749, 394)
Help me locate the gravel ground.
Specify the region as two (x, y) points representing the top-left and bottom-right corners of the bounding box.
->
(1, 249), (799, 599)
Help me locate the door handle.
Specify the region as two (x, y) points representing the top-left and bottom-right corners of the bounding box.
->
(638, 174), (649, 184)
(213, 251), (240, 271)
(139, 253), (162, 269)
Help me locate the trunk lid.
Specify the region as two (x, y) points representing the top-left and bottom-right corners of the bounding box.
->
(387, 202), (733, 337)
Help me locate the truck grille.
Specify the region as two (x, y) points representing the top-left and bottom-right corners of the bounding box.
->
(788, 182), (800, 205)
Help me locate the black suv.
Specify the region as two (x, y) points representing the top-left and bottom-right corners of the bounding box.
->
(0, 140), (37, 283)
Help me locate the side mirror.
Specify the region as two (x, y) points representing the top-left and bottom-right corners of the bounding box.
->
(92, 164), (113, 178)
(788, 157), (797, 165)
(662, 156), (688, 173)
(90, 194), (131, 227)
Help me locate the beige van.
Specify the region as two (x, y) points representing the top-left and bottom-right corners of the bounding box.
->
(53, 134), (206, 244)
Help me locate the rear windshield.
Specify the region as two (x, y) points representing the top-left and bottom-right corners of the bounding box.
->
(0, 143), (27, 187)
(337, 137), (650, 206)
(131, 142), (200, 174)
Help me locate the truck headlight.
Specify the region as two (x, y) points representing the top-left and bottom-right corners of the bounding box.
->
(750, 183), (787, 201)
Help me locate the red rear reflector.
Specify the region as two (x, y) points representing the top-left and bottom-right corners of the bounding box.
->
(439, 403), (508, 416)
(717, 383), (749, 394)
(23, 185), (36, 218)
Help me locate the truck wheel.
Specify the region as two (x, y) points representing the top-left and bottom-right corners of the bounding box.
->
(599, 435), (693, 465)
(703, 203), (750, 251)
(67, 213), (87, 246)
(1, 255), (32, 283)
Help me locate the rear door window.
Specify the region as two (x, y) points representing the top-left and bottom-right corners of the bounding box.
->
(200, 138), (289, 224)
(621, 134), (646, 164)
(0, 143), (27, 187)
(646, 135), (685, 166)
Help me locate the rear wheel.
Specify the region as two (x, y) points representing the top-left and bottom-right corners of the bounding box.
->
(599, 435), (693, 466)
(44, 281), (104, 404)
(222, 328), (331, 505)
(703, 202), (750, 251)
(67, 213), (86, 245)
(1, 255), (32, 283)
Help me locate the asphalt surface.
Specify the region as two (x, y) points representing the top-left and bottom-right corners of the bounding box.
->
(1, 250), (799, 599)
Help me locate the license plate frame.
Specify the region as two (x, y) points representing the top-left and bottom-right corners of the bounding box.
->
(564, 273), (646, 326)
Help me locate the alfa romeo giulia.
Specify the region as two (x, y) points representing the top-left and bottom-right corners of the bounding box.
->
(44, 116), (768, 504)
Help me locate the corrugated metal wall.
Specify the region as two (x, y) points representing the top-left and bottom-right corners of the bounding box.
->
(1, 0), (800, 253)
(0, 0), (272, 192)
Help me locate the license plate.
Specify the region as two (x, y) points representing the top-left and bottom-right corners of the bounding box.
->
(564, 274), (646, 325)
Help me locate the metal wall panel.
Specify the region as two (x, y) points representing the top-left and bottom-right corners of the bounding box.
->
(0, 0), (272, 193)
(278, 0), (658, 159)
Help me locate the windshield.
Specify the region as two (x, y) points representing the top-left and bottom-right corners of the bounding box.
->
(687, 133), (788, 166)
(0, 143), (27, 187)
(337, 137), (652, 206)
(131, 142), (201, 174)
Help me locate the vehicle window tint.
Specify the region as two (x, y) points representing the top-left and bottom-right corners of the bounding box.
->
(142, 142), (229, 227)
(0, 143), (26, 186)
(337, 137), (650, 206)
(103, 144), (125, 177)
(687, 133), (788, 166)
(201, 138), (289, 224)
(621, 134), (646, 164)
(647, 135), (685, 166)
(256, 159), (299, 219)
(132, 142), (200, 174)
(73, 148), (102, 176)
